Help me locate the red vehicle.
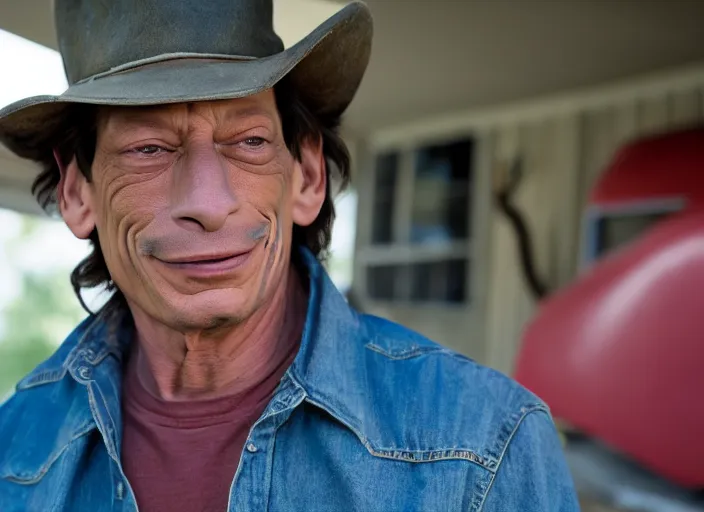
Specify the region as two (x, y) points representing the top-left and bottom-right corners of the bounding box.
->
(501, 127), (704, 509)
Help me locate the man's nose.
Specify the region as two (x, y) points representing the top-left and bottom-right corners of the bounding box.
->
(170, 144), (239, 232)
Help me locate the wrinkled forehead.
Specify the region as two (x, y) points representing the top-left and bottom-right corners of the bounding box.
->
(95, 89), (280, 134)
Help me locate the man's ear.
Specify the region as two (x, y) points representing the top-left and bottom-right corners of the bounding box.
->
(291, 136), (326, 227)
(55, 150), (96, 239)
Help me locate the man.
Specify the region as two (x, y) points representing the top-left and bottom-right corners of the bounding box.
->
(0, 0), (580, 510)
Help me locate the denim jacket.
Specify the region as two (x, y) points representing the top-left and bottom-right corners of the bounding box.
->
(0, 249), (579, 511)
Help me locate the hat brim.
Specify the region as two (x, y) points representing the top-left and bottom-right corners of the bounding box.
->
(0, 2), (372, 161)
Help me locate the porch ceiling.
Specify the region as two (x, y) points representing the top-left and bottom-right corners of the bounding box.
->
(343, 0), (704, 133)
(2, 0), (704, 134)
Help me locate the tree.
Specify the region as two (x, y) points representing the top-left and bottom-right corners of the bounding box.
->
(0, 216), (86, 397)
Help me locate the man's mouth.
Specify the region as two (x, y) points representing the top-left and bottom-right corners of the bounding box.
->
(156, 249), (255, 277)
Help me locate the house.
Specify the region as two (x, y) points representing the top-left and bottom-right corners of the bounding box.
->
(1, 0), (704, 379)
(338, 0), (704, 377)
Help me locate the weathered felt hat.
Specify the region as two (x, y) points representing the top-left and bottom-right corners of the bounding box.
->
(0, 0), (373, 162)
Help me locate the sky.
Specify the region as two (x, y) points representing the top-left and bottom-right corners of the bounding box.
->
(0, 24), (357, 315)
(0, 30), (67, 107)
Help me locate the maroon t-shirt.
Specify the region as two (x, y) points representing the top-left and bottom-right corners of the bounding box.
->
(121, 347), (295, 512)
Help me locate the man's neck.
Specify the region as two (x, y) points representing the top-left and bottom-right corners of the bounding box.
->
(126, 266), (307, 402)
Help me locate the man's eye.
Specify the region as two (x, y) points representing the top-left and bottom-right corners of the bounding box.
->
(134, 145), (165, 155)
(243, 137), (266, 148)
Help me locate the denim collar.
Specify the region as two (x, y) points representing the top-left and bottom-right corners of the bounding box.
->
(18, 247), (372, 429)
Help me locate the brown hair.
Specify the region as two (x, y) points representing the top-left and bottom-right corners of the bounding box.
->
(31, 78), (351, 312)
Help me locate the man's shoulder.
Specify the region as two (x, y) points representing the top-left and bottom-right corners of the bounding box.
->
(359, 313), (545, 411)
(343, 313), (552, 470)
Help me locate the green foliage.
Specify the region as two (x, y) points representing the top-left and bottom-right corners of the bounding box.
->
(0, 217), (85, 398)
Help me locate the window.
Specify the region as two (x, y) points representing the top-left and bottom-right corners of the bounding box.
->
(587, 200), (683, 262)
(596, 211), (669, 257)
(371, 153), (398, 244)
(361, 137), (476, 306)
(411, 139), (473, 244)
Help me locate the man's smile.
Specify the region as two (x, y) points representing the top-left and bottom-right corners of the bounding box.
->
(155, 246), (257, 278)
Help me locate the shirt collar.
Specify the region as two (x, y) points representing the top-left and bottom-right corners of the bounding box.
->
(20, 247), (371, 427)
(288, 248), (374, 432)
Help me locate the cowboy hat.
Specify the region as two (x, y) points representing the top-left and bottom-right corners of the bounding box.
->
(0, 0), (372, 162)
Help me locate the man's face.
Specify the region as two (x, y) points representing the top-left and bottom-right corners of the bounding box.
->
(60, 91), (325, 331)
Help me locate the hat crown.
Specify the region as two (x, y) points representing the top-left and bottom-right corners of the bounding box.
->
(55, 0), (285, 85)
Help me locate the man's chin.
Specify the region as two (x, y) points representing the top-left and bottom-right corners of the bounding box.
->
(156, 291), (252, 333)
(165, 308), (245, 333)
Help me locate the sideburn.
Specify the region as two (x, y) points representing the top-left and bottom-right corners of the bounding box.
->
(257, 214), (284, 305)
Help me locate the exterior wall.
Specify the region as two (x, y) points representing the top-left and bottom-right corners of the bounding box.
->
(353, 63), (704, 376)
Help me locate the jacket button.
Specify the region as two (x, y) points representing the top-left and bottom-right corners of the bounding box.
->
(78, 367), (92, 380)
(246, 443), (258, 453)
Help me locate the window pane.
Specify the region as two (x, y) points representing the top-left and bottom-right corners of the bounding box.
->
(445, 259), (468, 303)
(596, 211), (670, 257)
(410, 259), (467, 304)
(410, 262), (433, 301)
(367, 264), (400, 300)
(371, 153), (399, 244)
(411, 139), (473, 243)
